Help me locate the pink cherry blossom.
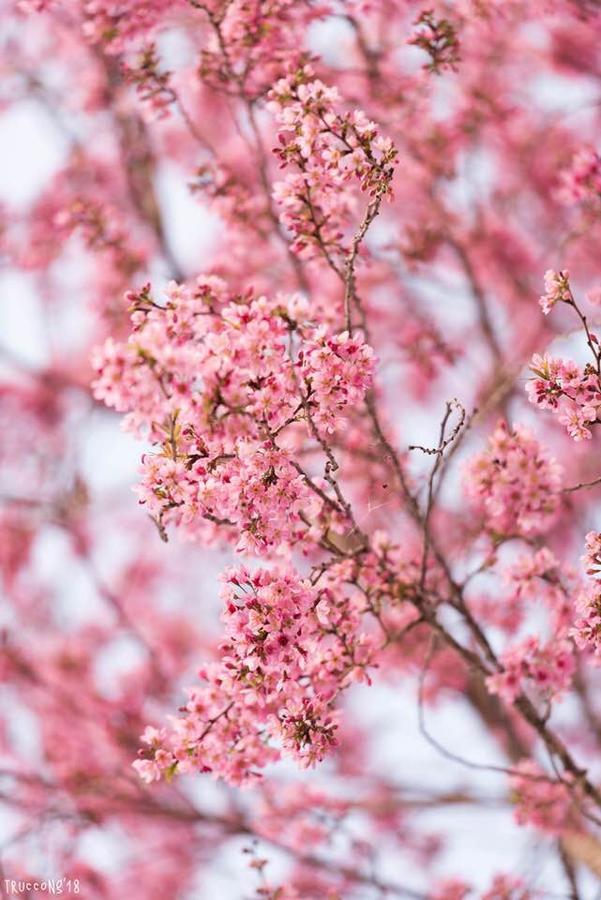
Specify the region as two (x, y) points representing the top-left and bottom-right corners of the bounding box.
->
(539, 269), (572, 315)
(464, 421), (562, 535)
(510, 761), (575, 835)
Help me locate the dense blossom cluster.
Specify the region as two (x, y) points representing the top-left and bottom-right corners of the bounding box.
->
(93, 278), (374, 551)
(527, 270), (601, 440)
(464, 422), (562, 535)
(195, 0), (310, 99)
(527, 352), (601, 440)
(134, 566), (375, 784)
(269, 65), (398, 260)
(486, 636), (575, 704)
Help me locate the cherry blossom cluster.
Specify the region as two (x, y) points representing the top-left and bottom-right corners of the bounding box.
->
(194, 0), (308, 99)
(496, 548), (576, 635)
(571, 531), (601, 661)
(572, 582), (601, 662)
(526, 352), (601, 440)
(486, 635), (575, 705)
(527, 270), (601, 439)
(268, 65), (397, 260)
(133, 566), (376, 785)
(298, 328), (376, 433)
(92, 277), (374, 550)
(558, 147), (601, 206)
(510, 761), (575, 835)
(582, 530), (601, 577)
(80, 0), (173, 54)
(538, 268), (572, 315)
(464, 421), (562, 536)
(507, 548), (560, 598)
